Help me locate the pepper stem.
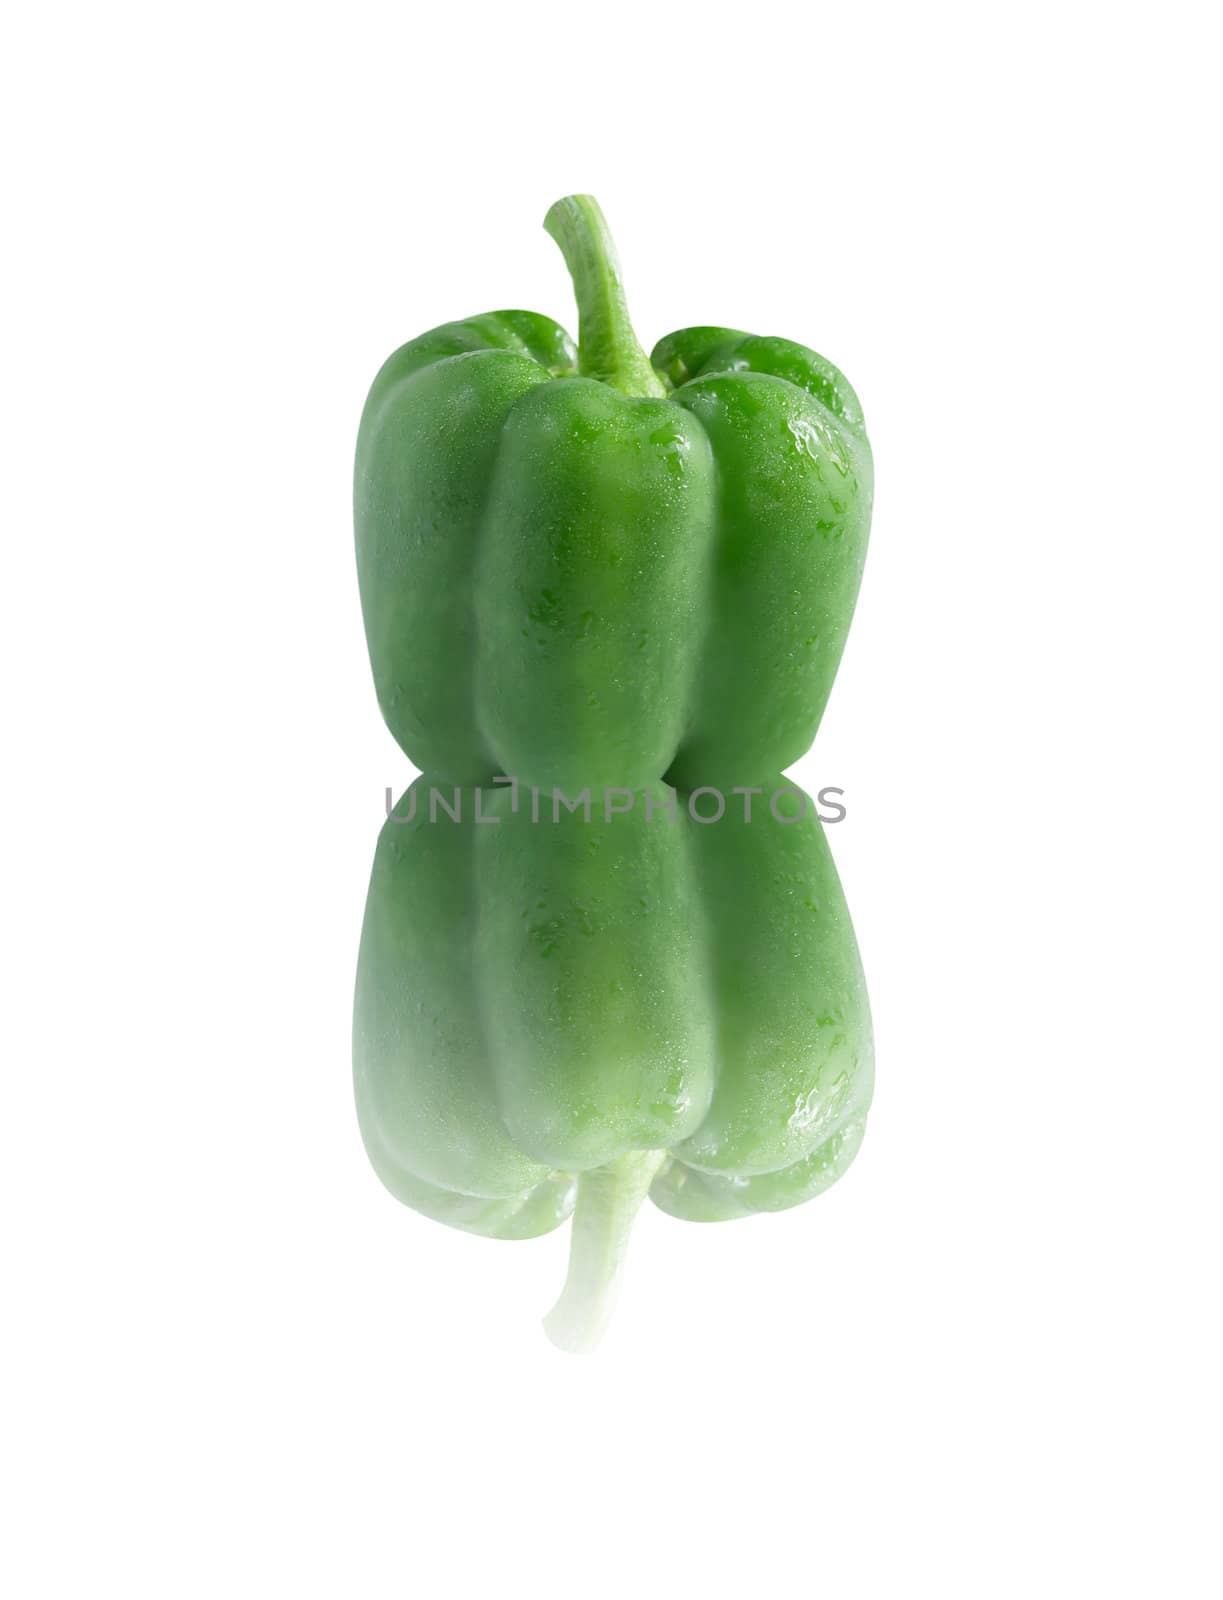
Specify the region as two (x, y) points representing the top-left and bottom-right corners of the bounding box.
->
(543, 1149), (667, 1353)
(544, 195), (666, 399)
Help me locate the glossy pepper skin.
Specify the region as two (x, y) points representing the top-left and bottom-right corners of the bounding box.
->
(355, 202), (872, 794)
(353, 197), (873, 1350)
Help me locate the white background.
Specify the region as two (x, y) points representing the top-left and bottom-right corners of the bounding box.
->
(3, 3), (1219, 1595)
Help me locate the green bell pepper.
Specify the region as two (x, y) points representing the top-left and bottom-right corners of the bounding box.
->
(355, 195), (872, 794)
(353, 197), (873, 1350)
